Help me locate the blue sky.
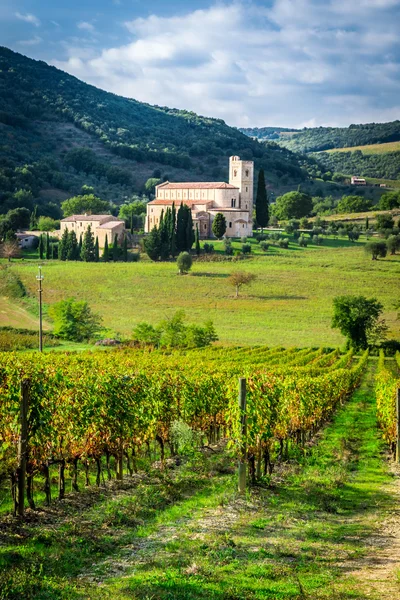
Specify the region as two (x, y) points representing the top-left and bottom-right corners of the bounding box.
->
(2, 0), (400, 128)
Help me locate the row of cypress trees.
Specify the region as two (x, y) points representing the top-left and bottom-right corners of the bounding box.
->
(145, 202), (196, 261)
(50, 226), (129, 262)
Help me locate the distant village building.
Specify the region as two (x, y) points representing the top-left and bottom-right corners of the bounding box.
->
(145, 156), (254, 238)
(60, 215), (125, 248)
(16, 233), (38, 249)
(351, 176), (367, 186)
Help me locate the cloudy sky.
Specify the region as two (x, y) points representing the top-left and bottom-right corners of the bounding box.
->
(2, 0), (400, 128)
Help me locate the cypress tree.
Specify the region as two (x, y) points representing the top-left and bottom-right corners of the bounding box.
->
(66, 230), (78, 261)
(170, 202), (177, 257)
(195, 223), (201, 255)
(122, 235), (128, 262)
(94, 237), (100, 262)
(212, 213), (227, 239)
(186, 208), (195, 251)
(255, 169), (269, 231)
(46, 233), (50, 260)
(59, 228), (69, 261)
(365, 216), (369, 231)
(112, 234), (119, 261)
(144, 226), (161, 261)
(38, 234), (44, 260)
(81, 225), (95, 262)
(159, 209), (170, 260)
(102, 235), (109, 262)
(78, 234), (82, 260)
(176, 202), (187, 252)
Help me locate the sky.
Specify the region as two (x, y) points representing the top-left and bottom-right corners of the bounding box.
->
(2, 0), (400, 128)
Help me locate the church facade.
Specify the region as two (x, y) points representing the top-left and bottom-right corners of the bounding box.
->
(145, 156), (254, 238)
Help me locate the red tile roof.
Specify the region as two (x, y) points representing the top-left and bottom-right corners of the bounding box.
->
(148, 199), (214, 206)
(156, 181), (238, 190)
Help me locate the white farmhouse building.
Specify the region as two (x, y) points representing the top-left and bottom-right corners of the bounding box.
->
(145, 156), (254, 238)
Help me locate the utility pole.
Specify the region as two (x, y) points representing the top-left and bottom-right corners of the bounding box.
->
(36, 266), (44, 352)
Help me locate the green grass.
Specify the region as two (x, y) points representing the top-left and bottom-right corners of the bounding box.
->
(4, 241), (399, 347)
(0, 363), (396, 599)
(324, 141), (400, 155)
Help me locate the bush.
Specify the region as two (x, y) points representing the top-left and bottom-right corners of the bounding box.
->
(133, 310), (218, 349)
(312, 235), (323, 245)
(365, 240), (387, 260)
(203, 243), (214, 254)
(177, 251), (192, 274)
(240, 236), (247, 243)
(278, 238), (289, 248)
(37, 216), (60, 231)
(387, 234), (400, 255)
(299, 235), (308, 247)
(256, 234), (268, 242)
(49, 298), (103, 341)
(260, 241), (269, 251)
(130, 251), (140, 262)
(223, 238), (233, 255)
(242, 243), (252, 254)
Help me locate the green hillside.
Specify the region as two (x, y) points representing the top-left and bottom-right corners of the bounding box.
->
(0, 47), (320, 217)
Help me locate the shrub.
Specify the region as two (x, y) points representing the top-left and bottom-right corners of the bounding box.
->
(260, 241), (269, 251)
(240, 236), (247, 243)
(312, 235), (323, 245)
(49, 298), (103, 341)
(177, 251), (193, 274)
(223, 238), (233, 256)
(37, 216), (60, 231)
(365, 240), (387, 260)
(387, 235), (400, 255)
(278, 238), (289, 248)
(299, 235), (308, 247)
(242, 243), (252, 254)
(256, 234), (268, 242)
(203, 243), (214, 254)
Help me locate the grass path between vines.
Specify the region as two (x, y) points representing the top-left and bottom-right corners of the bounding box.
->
(2, 362), (400, 599)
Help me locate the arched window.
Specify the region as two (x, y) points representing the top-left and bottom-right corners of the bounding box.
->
(245, 170), (249, 177)
(233, 170), (237, 177)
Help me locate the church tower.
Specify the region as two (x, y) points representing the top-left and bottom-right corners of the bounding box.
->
(229, 156), (254, 213)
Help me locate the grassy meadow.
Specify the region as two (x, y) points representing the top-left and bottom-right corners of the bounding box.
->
(325, 141), (400, 155)
(3, 237), (399, 347)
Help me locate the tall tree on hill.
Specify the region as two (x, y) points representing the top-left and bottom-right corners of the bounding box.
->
(212, 213), (227, 239)
(94, 237), (100, 262)
(186, 208), (195, 251)
(255, 169), (269, 231)
(195, 223), (201, 255)
(38, 234), (44, 260)
(102, 235), (109, 262)
(112, 234), (119, 261)
(81, 225), (95, 262)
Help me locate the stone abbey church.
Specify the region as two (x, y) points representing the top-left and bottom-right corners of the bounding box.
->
(145, 156), (254, 238)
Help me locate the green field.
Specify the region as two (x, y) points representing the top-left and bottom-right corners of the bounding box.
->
(3, 240), (400, 347)
(325, 141), (400, 155)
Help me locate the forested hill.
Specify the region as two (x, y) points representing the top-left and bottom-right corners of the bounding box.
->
(241, 121), (400, 153)
(238, 127), (299, 141)
(0, 46), (318, 216)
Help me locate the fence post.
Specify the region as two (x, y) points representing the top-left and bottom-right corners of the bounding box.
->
(396, 389), (400, 463)
(238, 378), (247, 495)
(17, 379), (29, 517)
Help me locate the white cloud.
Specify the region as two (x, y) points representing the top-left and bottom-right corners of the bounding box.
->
(77, 21), (95, 32)
(52, 1), (400, 127)
(15, 12), (40, 27)
(17, 36), (42, 46)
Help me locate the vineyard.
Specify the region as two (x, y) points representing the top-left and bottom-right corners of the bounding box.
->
(376, 350), (400, 455)
(0, 345), (369, 514)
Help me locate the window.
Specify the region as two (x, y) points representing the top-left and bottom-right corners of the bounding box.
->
(229, 222), (232, 228)
(245, 187), (248, 192)
(231, 198), (236, 208)
(204, 224), (207, 230)
(245, 204), (248, 210)
(245, 169), (249, 177)
(243, 224), (245, 228)
(151, 208), (153, 213)
(233, 170), (237, 177)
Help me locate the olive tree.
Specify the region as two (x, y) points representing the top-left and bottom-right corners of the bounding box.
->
(177, 251), (192, 274)
(332, 295), (386, 350)
(228, 271), (257, 298)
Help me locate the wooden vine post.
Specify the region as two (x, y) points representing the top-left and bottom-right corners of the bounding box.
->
(396, 388), (400, 463)
(16, 379), (29, 517)
(238, 377), (247, 495)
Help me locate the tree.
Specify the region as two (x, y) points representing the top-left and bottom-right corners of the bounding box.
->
(37, 216), (59, 231)
(177, 251), (192, 274)
(376, 214), (394, 231)
(49, 298), (103, 342)
(59, 228), (69, 261)
(255, 169), (269, 230)
(112, 235), (119, 261)
(122, 236), (128, 262)
(212, 213), (227, 239)
(66, 230), (78, 260)
(273, 191), (313, 220)
(61, 194), (110, 217)
(144, 226), (161, 261)
(6, 208), (30, 230)
(332, 295), (386, 350)
(337, 195), (371, 214)
(195, 224), (201, 255)
(144, 178), (161, 198)
(386, 235), (400, 255)
(364, 240), (387, 260)
(378, 191), (400, 210)
(186, 208), (195, 250)
(227, 271), (257, 298)
(46, 233), (51, 260)
(38, 234), (44, 260)
(81, 225), (96, 262)
(94, 237), (100, 262)
(0, 240), (21, 262)
(102, 235), (109, 262)
(176, 203), (190, 252)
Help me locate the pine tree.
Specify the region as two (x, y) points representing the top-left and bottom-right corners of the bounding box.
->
(102, 235), (109, 261)
(46, 233), (50, 260)
(256, 169), (269, 231)
(212, 213), (227, 239)
(112, 234), (119, 261)
(195, 223), (201, 255)
(81, 225), (95, 262)
(59, 228), (69, 261)
(38, 234), (44, 260)
(94, 237), (100, 262)
(144, 226), (161, 261)
(122, 236), (128, 262)
(186, 208), (195, 251)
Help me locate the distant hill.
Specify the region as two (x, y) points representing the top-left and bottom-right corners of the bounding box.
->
(239, 127), (299, 141)
(0, 47), (321, 217)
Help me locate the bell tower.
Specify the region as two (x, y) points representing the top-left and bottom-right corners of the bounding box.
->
(229, 156), (254, 213)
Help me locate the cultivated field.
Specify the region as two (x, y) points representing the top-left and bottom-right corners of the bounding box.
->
(4, 241), (400, 347)
(324, 141), (400, 155)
